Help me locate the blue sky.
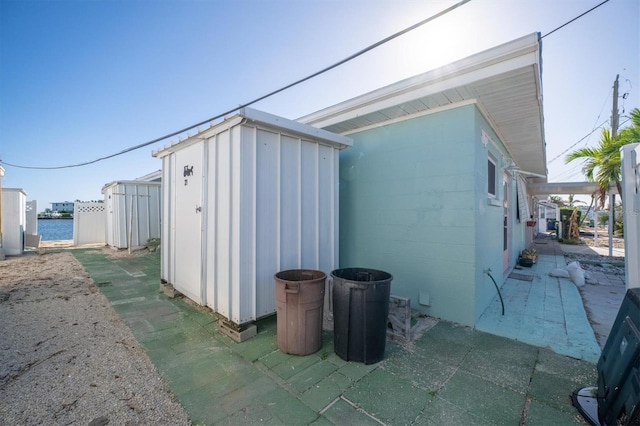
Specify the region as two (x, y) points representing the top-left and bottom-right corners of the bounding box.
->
(1, 0), (638, 210)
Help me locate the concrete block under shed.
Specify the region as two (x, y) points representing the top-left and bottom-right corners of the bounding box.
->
(219, 322), (257, 343)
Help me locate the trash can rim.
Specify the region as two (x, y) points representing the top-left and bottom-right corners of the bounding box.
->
(274, 269), (327, 282)
(330, 267), (393, 282)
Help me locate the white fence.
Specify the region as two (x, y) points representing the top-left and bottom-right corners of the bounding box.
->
(73, 202), (106, 246)
(621, 143), (640, 289)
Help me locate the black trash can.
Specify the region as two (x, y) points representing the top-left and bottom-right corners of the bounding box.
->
(331, 267), (392, 364)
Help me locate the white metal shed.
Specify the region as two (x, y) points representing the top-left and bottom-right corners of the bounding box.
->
(1, 188), (27, 255)
(102, 181), (161, 249)
(153, 107), (352, 327)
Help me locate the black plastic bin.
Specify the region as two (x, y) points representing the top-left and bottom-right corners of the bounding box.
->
(331, 267), (392, 364)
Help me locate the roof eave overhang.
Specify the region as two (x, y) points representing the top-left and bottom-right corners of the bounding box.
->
(299, 32), (547, 178)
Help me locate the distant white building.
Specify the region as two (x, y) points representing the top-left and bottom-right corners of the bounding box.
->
(51, 201), (74, 213)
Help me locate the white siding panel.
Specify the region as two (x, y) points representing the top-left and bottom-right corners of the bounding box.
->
(280, 134), (301, 270)
(161, 156), (173, 284)
(215, 130), (232, 318)
(318, 144), (334, 274)
(254, 128), (279, 321)
(105, 187), (115, 246)
(1, 189), (26, 255)
(205, 134), (218, 309)
(137, 186), (149, 245)
(149, 185), (161, 243)
(115, 185), (129, 247)
(301, 140), (319, 269)
(239, 125), (257, 321)
(230, 126), (246, 323)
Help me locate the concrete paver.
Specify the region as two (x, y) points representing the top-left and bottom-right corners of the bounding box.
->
(72, 248), (600, 425)
(475, 235), (604, 363)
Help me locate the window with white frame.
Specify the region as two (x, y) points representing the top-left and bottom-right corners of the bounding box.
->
(488, 155), (497, 197)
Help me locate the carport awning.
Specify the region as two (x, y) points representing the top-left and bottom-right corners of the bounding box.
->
(528, 181), (618, 196)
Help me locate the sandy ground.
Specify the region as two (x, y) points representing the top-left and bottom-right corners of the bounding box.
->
(0, 250), (190, 425)
(0, 235), (627, 424)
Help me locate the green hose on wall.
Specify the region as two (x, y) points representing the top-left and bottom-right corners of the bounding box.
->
(486, 270), (505, 315)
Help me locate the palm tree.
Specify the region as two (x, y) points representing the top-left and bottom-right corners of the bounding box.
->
(549, 195), (566, 207)
(565, 128), (619, 206)
(566, 194), (585, 208)
(618, 107), (640, 145)
(565, 107), (640, 206)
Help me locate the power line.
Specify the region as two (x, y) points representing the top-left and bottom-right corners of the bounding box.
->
(547, 120), (609, 164)
(3, 0), (472, 170)
(541, 0), (609, 39)
(551, 163), (585, 181)
(548, 116), (633, 165)
(590, 85), (614, 138)
(549, 86), (613, 164)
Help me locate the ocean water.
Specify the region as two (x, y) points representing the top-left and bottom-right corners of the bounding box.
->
(38, 219), (74, 241)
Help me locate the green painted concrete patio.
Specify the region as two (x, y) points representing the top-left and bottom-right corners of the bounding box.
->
(73, 249), (596, 425)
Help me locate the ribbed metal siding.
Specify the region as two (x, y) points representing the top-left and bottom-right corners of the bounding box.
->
(160, 157), (173, 287)
(163, 119), (341, 326)
(204, 124), (339, 325)
(103, 182), (161, 249)
(1, 189), (26, 255)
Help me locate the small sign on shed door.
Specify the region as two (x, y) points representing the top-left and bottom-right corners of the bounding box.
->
(183, 165), (194, 185)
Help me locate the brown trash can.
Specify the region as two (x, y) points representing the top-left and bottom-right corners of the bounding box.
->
(275, 269), (326, 355)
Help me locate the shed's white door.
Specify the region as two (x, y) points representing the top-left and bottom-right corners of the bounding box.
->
(173, 144), (204, 304)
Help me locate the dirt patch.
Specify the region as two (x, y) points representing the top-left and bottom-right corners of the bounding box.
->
(0, 251), (190, 425)
(580, 234), (625, 249)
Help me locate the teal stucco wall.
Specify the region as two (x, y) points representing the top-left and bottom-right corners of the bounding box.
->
(338, 104), (522, 326)
(471, 108), (522, 321)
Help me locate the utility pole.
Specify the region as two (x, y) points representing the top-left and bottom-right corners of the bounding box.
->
(608, 74), (620, 256)
(612, 74), (619, 138)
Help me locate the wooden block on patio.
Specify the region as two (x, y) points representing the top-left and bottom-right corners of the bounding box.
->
(219, 322), (257, 343)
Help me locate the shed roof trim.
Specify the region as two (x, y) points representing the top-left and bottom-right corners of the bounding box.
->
(101, 180), (162, 193)
(153, 107), (352, 158)
(135, 170), (162, 182)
